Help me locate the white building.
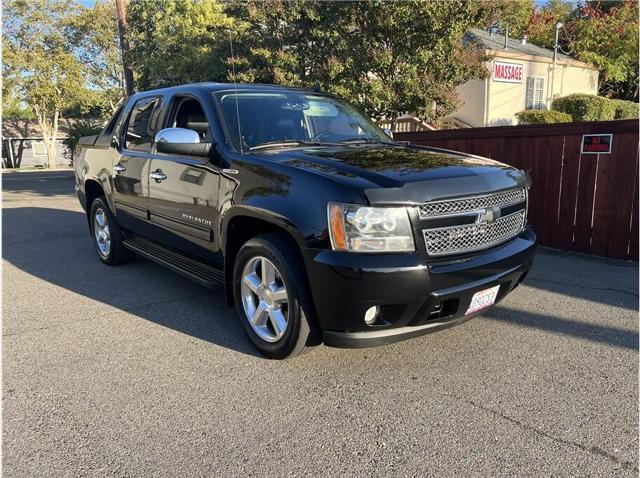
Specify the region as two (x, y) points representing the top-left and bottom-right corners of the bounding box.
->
(447, 29), (599, 127)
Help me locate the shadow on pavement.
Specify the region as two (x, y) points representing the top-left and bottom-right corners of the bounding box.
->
(486, 305), (638, 351)
(4, 206), (637, 355)
(522, 250), (638, 312)
(3, 206), (260, 357)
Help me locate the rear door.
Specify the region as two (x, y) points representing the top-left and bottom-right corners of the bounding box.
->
(147, 94), (221, 262)
(112, 95), (162, 233)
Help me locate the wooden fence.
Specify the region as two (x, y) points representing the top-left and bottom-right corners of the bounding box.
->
(396, 119), (639, 261)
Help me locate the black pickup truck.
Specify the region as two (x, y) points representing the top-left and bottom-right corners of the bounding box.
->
(74, 83), (536, 358)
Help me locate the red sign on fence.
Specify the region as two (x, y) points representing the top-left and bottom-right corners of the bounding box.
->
(493, 61), (523, 83)
(581, 134), (613, 154)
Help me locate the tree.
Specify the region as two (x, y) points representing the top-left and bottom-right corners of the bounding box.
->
(524, 0), (638, 101)
(64, 0), (125, 116)
(3, 0), (85, 168)
(568, 1), (639, 101)
(230, 0), (490, 123)
(479, 0), (535, 37)
(127, 0), (236, 90)
(526, 0), (574, 49)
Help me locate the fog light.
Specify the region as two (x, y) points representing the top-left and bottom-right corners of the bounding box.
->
(364, 306), (380, 325)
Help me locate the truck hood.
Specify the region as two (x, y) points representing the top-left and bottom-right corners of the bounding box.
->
(265, 144), (527, 205)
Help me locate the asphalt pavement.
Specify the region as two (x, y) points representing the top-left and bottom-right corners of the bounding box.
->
(3, 170), (638, 477)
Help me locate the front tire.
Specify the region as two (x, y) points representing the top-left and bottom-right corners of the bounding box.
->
(90, 197), (133, 265)
(233, 233), (319, 359)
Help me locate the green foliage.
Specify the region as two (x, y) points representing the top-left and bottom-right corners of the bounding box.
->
(524, 0), (638, 101)
(127, 0), (235, 90)
(225, 0), (490, 122)
(3, 0), (124, 167)
(4, 0), (84, 116)
(62, 119), (104, 159)
(527, 0), (574, 49)
(569, 1), (639, 100)
(479, 0), (535, 37)
(611, 99), (639, 119)
(64, 0), (124, 116)
(552, 94), (617, 121)
(515, 109), (572, 124)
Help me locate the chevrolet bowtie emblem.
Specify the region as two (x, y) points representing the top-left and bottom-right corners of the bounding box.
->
(477, 206), (501, 224)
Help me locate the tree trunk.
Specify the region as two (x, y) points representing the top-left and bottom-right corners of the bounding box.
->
(116, 0), (135, 97)
(34, 106), (59, 169)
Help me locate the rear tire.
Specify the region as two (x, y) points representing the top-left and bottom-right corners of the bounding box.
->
(89, 197), (134, 265)
(233, 233), (320, 359)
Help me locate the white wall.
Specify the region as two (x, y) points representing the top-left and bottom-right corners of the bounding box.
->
(451, 55), (599, 127)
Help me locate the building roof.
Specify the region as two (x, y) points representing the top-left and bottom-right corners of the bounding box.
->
(2, 118), (72, 139)
(465, 28), (574, 62)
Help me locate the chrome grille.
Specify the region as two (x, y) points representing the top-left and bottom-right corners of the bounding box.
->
(423, 210), (525, 256)
(419, 188), (526, 218)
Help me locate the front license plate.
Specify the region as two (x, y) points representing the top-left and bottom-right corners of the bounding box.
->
(465, 285), (501, 316)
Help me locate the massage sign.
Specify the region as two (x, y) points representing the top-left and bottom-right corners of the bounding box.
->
(493, 61), (523, 83)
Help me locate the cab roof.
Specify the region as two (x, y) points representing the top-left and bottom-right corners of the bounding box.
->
(130, 82), (325, 99)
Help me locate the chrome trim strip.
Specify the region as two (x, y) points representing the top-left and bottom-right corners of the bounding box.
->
(419, 188), (526, 218)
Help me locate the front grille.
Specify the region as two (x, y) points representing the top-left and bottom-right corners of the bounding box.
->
(423, 210), (525, 256)
(419, 188), (526, 218)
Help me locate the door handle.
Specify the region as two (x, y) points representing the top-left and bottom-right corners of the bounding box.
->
(149, 170), (167, 182)
(114, 164), (126, 173)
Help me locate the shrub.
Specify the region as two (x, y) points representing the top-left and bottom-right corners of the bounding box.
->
(611, 99), (639, 119)
(551, 94), (616, 122)
(515, 110), (573, 125)
(62, 119), (104, 159)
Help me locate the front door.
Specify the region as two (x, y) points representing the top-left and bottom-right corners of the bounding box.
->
(112, 95), (162, 233)
(147, 95), (221, 263)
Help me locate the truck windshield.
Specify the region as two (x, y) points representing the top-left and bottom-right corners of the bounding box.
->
(213, 91), (392, 152)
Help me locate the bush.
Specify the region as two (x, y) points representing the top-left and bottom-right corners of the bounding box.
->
(611, 99), (639, 119)
(551, 94), (616, 122)
(62, 119), (104, 159)
(515, 110), (573, 125)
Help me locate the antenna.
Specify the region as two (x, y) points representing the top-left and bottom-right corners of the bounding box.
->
(229, 35), (243, 154)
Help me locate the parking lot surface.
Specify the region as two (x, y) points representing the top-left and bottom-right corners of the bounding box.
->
(3, 171), (638, 477)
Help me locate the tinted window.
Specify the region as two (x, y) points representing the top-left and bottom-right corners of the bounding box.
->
(125, 97), (161, 152)
(214, 92), (391, 151)
(101, 103), (124, 138)
(167, 97), (210, 142)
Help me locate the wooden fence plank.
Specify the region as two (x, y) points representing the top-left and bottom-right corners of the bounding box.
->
(557, 135), (582, 251)
(629, 179), (639, 261)
(594, 133), (638, 258)
(534, 135), (564, 247)
(572, 152), (598, 254)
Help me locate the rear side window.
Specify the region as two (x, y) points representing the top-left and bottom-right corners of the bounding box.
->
(124, 96), (161, 152)
(101, 103), (124, 138)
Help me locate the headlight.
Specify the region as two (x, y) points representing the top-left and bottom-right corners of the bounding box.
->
(328, 203), (415, 253)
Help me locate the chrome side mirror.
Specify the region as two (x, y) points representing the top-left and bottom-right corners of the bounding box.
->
(383, 128), (394, 139)
(155, 127), (211, 157)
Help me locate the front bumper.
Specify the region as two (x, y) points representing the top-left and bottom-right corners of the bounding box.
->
(305, 227), (536, 348)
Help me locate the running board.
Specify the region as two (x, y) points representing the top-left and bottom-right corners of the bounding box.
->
(123, 235), (224, 288)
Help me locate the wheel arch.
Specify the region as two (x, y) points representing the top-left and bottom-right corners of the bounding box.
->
(84, 179), (105, 225)
(222, 208), (312, 307)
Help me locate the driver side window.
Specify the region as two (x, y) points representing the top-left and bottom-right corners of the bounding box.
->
(124, 96), (162, 152)
(166, 97), (211, 143)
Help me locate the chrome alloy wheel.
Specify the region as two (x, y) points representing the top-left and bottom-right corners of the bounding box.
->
(94, 207), (111, 258)
(240, 256), (289, 342)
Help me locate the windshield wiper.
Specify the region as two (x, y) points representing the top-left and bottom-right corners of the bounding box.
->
(338, 137), (391, 145)
(248, 140), (331, 151)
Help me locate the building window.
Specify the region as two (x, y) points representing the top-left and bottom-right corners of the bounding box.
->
(525, 77), (545, 110)
(32, 141), (47, 156)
